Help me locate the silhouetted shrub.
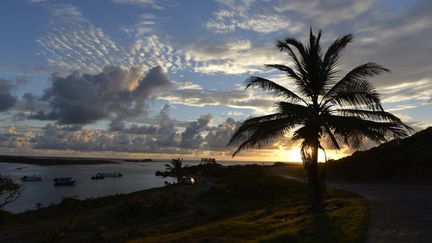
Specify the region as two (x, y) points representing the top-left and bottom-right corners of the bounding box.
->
(0, 209), (14, 224)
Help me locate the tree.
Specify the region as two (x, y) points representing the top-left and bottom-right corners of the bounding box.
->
(0, 175), (21, 208)
(228, 29), (412, 212)
(165, 158), (184, 182)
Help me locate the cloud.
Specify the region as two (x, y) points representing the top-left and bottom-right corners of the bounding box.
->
(182, 38), (289, 74)
(37, 4), (185, 75)
(164, 87), (276, 114)
(111, 0), (172, 9)
(205, 117), (240, 150)
(26, 104), (242, 155)
(0, 79), (17, 112)
(273, 0), (376, 25)
(29, 66), (171, 125)
(180, 114), (212, 149)
(0, 125), (32, 149)
(206, 0), (304, 33)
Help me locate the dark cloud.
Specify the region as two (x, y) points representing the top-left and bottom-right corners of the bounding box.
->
(204, 118), (240, 150)
(27, 105), (244, 155)
(180, 114), (212, 149)
(0, 79), (17, 112)
(29, 66), (171, 124)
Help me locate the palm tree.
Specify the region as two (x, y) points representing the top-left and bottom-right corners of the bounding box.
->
(228, 29), (412, 212)
(165, 158), (184, 182)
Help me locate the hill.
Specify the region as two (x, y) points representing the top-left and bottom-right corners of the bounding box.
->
(326, 127), (432, 184)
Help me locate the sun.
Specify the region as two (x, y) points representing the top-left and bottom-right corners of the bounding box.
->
(274, 146), (345, 163)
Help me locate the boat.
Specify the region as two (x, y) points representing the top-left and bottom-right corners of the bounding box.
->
(21, 175), (42, 181)
(53, 177), (76, 186)
(96, 172), (122, 178)
(53, 177), (72, 182)
(91, 174), (105, 180)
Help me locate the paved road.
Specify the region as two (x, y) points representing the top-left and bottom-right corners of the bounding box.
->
(271, 168), (432, 243)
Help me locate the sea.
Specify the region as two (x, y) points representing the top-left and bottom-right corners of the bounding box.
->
(0, 160), (267, 213)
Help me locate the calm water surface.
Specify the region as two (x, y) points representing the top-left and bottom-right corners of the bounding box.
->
(1, 160), (262, 213)
(0, 161), (177, 213)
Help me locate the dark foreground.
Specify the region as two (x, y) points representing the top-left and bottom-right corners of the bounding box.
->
(0, 165), (368, 242)
(272, 166), (432, 243)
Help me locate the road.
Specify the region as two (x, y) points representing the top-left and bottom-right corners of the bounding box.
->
(271, 168), (432, 243)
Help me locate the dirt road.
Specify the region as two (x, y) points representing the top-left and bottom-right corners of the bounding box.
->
(271, 168), (432, 243)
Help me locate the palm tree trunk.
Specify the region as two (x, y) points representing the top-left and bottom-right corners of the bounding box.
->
(308, 143), (324, 212)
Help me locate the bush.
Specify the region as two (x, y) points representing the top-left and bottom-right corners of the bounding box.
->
(0, 209), (14, 225)
(59, 197), (82, 209)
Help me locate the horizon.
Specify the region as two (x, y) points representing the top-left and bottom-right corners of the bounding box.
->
(0, 0), (431, 162)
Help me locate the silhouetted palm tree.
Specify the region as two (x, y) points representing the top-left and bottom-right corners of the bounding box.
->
(165, 158), (184, 182)
(228, 29), (412, 212)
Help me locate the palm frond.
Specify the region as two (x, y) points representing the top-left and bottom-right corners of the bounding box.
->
(323, 34), (353, 73)
(324, 115), (411, 149)
(324, 79), (383, 110)
(276, 38), (312, 97)
(245, 76), (306, 104)
(228, 113), (301, 156)
(323, 62), (389, 104)
(323, 125), (341, 150)
(265, 64), (302, 83)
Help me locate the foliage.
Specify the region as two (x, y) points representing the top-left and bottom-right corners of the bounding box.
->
(164, 158), (184, 181)
(0, 209), (14, 225)
(0, 174), (21, 208)
(229, 28), (411, 210)
(326, 126), (432, 183)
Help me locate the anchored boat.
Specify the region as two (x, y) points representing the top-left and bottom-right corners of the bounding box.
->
(53, 177), (76, 186)
(96, 172), (122, 178)
(21, 175), (42, 181)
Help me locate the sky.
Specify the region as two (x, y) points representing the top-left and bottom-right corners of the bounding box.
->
(0, 0), (431, 162)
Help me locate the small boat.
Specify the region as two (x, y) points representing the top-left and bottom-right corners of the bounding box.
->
(53, 177), (76, 186)
(53, 177), (72, 182)
(21, 175), (42, 181)
(96, 172), (122, 178)
(91, 174), (104, 180)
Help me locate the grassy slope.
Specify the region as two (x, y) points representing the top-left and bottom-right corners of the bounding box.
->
(0, 165), (368, 243)
(279, 127), (432, 184)
(326, 127), (432, 184)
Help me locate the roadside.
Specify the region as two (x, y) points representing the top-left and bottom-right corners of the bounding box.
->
(271, 166), (432, 243)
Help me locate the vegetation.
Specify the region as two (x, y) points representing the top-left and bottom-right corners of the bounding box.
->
(0, 165), (368, 242)
(164, 158), (185, 182)
(0, 175), (21, 208)
(276, 127), (432, 184)
(229, 28), (411, 211)
(326, 126), (432, 183)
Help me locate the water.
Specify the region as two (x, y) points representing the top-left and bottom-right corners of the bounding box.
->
(0, 161), (177, 213)
(0, 160), (265, 213)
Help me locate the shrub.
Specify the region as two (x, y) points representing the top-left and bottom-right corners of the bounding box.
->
(0, 209), (14, 224)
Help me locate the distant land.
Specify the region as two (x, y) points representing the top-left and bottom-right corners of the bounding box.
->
(0, 155), (120, 166)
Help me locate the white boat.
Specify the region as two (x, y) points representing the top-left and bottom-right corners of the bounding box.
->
(21, 176), (42, 181)
(53, 177), (76, 186)
(97, 172), (122, 178)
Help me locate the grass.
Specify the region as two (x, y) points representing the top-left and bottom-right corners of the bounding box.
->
(0, 165), (369, 242)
